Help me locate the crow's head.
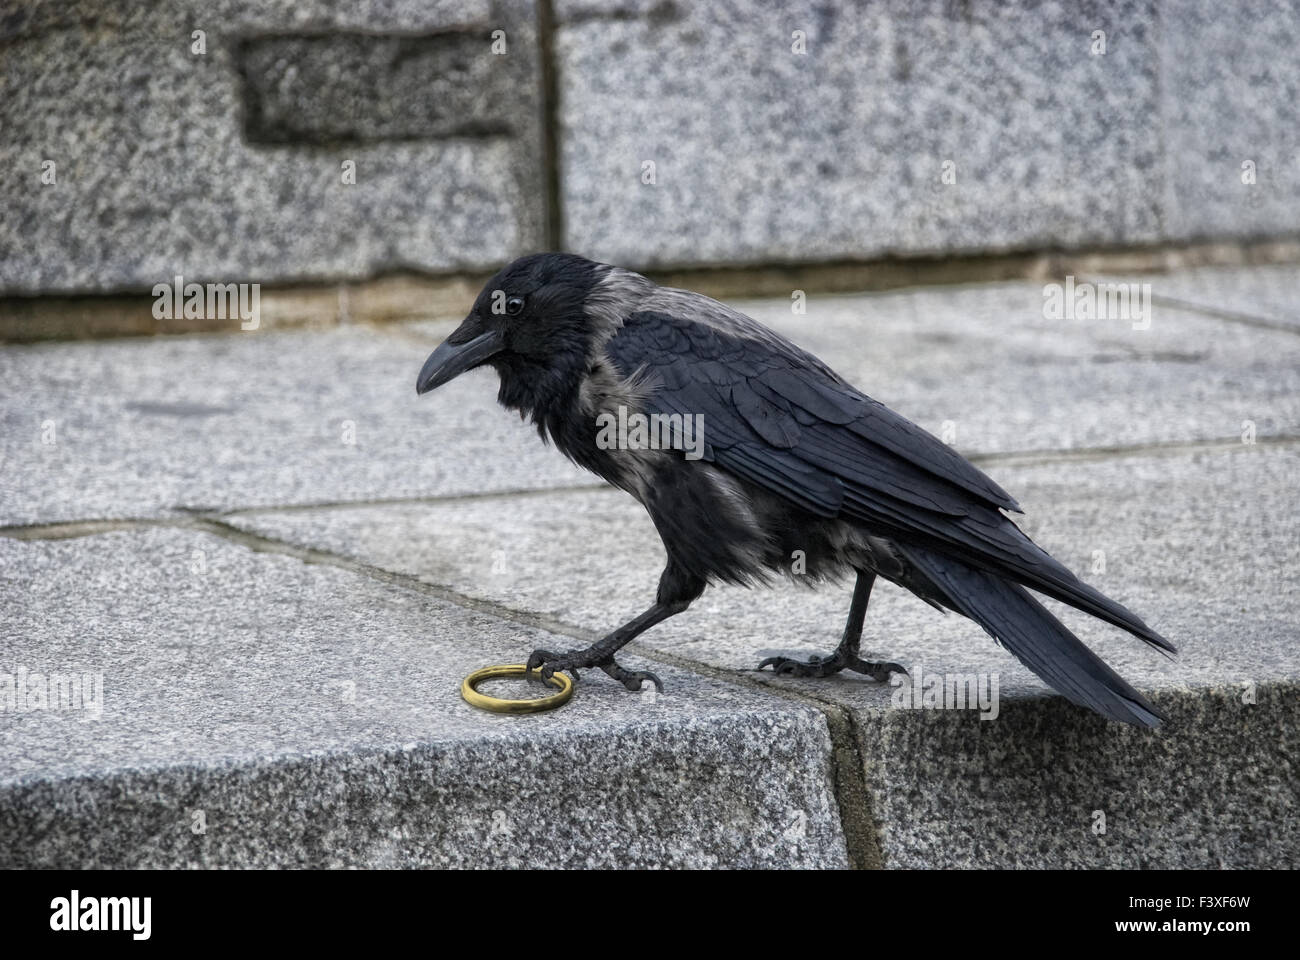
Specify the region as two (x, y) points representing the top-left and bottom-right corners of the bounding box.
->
(416, 253), (630, 412)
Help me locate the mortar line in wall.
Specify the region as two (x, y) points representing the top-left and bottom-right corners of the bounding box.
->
(537, 0), (564, 251)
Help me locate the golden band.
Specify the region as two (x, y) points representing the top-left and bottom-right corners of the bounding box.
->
(460, 664), (575, 714)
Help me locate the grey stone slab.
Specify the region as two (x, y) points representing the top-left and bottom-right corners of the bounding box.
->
(227, 442), (1300, 866)
(226, 444), (1300, 694)
(0, 0), (543, 295)
(731, 282), (1300, 454)
(0, 326), (589, 526)
(852, 684), (1297, 869)
(555, 0), (1164, 268)
(7, 274), (1296, 527)
(1159, 0), (1300, 242)
(0, 527), (846, 868)
(1095, 265), (1300, 330)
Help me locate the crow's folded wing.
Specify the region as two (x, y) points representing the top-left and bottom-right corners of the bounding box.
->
(614, 308), (1019, 513)
(605, 309), (1172, 653)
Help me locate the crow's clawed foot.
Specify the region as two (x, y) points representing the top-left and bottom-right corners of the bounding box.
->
(525, 647), (663, 693)
(524, 648), (580, 682)
(758, 651), (907, 683)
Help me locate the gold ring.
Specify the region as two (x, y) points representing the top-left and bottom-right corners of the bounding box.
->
(461, 664), (575, 714)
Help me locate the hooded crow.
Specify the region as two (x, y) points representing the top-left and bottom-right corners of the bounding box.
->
(417, 253), (1174, 726)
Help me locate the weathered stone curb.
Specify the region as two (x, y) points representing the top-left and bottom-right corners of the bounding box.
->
(0, 526), (850, 869)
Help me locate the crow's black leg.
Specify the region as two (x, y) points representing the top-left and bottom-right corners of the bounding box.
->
(758, 570), (907, 681)
(526, 601), (684, 692)
(526, 562), (704, 692)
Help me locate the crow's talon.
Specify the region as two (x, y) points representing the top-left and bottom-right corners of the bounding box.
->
(526, 649), (560, 675)
(758, 654), (842, 678)
(525, 648), (580, 685)
(776, 659), (806, 677)
(759, 656), (809, 677)
(601, 661), (664, 693)
(759, 651), (905, 682)
(856, 660), (907, 682)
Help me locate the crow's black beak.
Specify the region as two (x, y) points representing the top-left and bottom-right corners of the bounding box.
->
(416, 327), (504, 395)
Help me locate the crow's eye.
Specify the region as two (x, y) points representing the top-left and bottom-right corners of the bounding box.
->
(506, 296), (525, 316)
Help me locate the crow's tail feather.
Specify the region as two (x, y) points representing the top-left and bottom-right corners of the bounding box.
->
(898, 545), (1167, 727)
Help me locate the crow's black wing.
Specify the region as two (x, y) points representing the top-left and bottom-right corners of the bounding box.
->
(620, 306), (1020, 513)
(605, 308), (1173, 657)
